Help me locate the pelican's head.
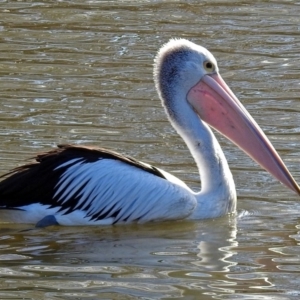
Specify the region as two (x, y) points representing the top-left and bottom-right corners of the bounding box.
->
(154, 38), (300, 195)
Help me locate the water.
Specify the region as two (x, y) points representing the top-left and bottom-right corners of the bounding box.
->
(0, 1), (300, 299)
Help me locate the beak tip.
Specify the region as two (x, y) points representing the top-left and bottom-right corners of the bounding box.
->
(290, 183), (300, 196)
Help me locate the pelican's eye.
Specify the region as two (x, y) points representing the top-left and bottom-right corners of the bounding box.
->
(203, 60), (215, 72)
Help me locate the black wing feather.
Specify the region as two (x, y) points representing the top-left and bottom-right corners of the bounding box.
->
(0, 144), (166, 210)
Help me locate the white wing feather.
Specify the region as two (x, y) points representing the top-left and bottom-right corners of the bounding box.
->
(53, 158), (197, 224)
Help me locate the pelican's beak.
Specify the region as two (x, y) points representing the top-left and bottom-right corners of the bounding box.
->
(187, 73), (300, 195)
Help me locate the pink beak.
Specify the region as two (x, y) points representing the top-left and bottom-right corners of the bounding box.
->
(187, 73), (300, 195)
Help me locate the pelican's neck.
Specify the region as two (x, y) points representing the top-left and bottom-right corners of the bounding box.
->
(168, 94), (237, 219)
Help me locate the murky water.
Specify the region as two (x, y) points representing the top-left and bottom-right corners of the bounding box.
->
(0, 1), (300, 299)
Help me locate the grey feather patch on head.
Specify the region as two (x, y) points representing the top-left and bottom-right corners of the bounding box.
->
(154, 39), (194, 99)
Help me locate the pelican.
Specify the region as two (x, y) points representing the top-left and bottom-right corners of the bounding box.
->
(0, 39), (299, 227)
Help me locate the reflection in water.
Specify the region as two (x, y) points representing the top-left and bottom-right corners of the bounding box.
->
(0, 218), (239, 298)
(0, 0), (300, 299)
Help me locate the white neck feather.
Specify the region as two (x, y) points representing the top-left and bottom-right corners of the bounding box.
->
(153, 39), (237, 219)
(169, 94), (237, 219)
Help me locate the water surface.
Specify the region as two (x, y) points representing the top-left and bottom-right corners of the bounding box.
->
(0, 1), (300, 299)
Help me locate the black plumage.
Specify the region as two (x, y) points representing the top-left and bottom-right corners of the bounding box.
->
(0, 144), (166, 212)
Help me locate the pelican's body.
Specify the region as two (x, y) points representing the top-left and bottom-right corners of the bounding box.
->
(0, 39), (298, 226)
